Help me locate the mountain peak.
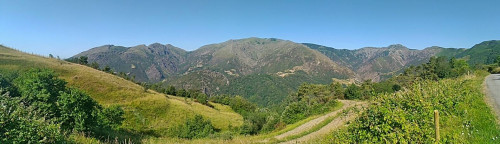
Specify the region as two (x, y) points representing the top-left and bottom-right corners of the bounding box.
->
(387, 44), (408, 49)
(148, 43), (164, 47)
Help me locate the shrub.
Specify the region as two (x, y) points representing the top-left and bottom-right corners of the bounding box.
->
(170, 114), (215, 139)
(281, 101), (308, 124)
(99, 105), (125, 129)
(0, 89), (65, 143)
(57, 88), (101, 132)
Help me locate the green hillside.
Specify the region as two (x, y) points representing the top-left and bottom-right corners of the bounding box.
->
(0, 45), (243, 142)
(455, 40), (500, 65)
(75, 38), (355, 107)
(320, 72), (500, 143)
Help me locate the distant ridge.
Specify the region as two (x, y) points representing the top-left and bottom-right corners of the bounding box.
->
(72, 38), (500, 106)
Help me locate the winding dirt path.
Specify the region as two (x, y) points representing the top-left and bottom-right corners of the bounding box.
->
(280, 102), (365, 144)
(259, 100), (364, 144)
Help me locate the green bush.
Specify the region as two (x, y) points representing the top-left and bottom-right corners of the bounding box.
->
(170, 114), (216, 139)
(58, 88), (101, 132)
(281, 101), (308, 124)
(345, 84), (361, 99)
(325, 72), (500, 143)
(13, 69), (67, 118)
(0, 89), (65, 143)
(0, 69), (125, 143)
(99, 105), (125, 130)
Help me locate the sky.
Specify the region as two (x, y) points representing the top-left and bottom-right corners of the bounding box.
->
(1, 0), (499, 58)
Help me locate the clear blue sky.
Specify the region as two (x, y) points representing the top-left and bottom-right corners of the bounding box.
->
(1, 0), (499, 58)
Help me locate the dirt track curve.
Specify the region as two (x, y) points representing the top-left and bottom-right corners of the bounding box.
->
(261, 100), (365, 143)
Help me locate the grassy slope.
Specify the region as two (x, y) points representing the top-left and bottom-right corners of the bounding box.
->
(144, 102), (344, 143)
(0, 46), (243, 137)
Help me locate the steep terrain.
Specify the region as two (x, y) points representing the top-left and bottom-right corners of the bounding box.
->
(72, 38), (500, 106)
(75, 38), (356, 106)
(303, 43), (464, 81)
(73, 43), (187, 82)
(171, 38), (355, 105)
(455, 40), (500, 65)
(0, 46), (243, 140)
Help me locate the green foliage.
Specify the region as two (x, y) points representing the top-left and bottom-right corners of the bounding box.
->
(329, 82), (344, 99)
(280, 83), (342, 124)
(0, 69), (125, 143)
(13, 69), (67, 118)
(325, 72), (500, 143)
(396, 56), (471, 86)
(0, 90), (66, 143)
(103, 65), (111, 73)
(170, 114), (216, 139)
(260, 113), (281, 133)
(98, 105), (125, 129)
(496, 55), (500, 66)
(209, 94), (276, 135)
(196, 93), (209, 105)
(455, 40), (500, 65)
(66, 56), (89, 65)
(90, 62), (100, 69)
(166, 85), (176, 95)
(345, 84), (361, 99)
(57, 88), (101, 132)
(281, 101), (308, 124)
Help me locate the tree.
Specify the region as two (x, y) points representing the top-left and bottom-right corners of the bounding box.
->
(330, 82), (344, 99)
(78, 56), (88, 65)
(345, 84), (361, 100)
(177, 89), (186, 97)
(48, 54), (54, 58)
(196, 93), (208, 105)
(103, 65), (111, 72)
(281, 101), (308, 124)
(166, 85), (176, 95)
(392, 84), (401, 91)
(497, 56), (500, 66)
(90, 62), (100, 69)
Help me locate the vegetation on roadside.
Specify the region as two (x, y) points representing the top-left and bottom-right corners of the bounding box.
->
(320, 56), (500, 143)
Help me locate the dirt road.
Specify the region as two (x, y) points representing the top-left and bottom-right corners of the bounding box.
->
(279, 103), (364, 144)
(260, 100), (363, 143)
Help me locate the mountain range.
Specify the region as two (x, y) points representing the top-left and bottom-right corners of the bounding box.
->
(72, 38), (500, 106)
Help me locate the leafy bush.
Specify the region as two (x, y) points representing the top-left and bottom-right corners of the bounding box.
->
(325, 71), (500, 143)
(281, 101), (308, 124)
(0, 90), (65, 143)
(0, 69), (125, 143)
(170, 114), (216, 139)
(345, 83), (361, 99)
(98, 105), (125, 130)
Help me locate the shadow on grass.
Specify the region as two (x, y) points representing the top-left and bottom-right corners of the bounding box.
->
(92, 128), (163, 143)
